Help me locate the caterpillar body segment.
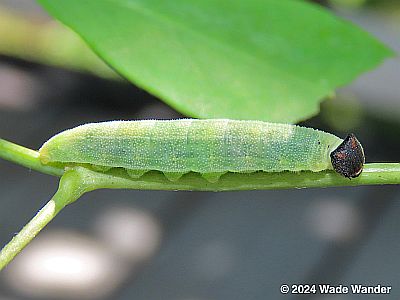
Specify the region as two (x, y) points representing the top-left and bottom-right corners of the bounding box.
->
(39, 119), (362, 181)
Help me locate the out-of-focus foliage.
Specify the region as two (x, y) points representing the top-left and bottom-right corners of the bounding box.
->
(0, 8), (116, 78)
(320, 95), (364, 133)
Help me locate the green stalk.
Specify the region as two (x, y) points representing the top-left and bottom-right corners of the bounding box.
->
(0, 139), (64, 177)
(0, 169), (87, 270)
(0, 137), (399, 269)
(71, 163), (400, 191)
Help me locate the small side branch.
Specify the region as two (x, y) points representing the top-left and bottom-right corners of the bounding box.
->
(0, 169), (87, 270)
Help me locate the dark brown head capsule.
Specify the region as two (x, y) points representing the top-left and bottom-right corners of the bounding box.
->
(330, 134), (365, 179)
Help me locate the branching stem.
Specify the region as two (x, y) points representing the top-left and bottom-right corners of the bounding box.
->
(0, 138), (399, 270)
(0, 169), (87, 270)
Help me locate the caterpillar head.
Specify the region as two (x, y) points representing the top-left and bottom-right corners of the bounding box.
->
(330, 134), (365, 179)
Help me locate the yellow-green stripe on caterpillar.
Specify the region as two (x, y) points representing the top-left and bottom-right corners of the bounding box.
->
(39, 119), (365, 182)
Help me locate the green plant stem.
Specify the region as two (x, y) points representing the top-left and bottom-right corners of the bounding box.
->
(0, 139), (64, 177)
(0, 139), (399, 269)
(0, 169), (87, 270)
(1, 162), (399, 269)
(74, 163), (400, 191)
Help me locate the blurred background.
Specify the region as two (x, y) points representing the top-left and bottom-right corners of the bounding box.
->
(0, 0), (399, 299)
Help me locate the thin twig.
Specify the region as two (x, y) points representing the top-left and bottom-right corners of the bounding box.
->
(0, 169), (87, 270)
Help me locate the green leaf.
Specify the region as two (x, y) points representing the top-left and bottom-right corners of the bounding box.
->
(37, 0), (393, 122)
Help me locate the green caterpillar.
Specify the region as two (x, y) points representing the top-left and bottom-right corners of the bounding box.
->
(39, 119), (365, 182)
